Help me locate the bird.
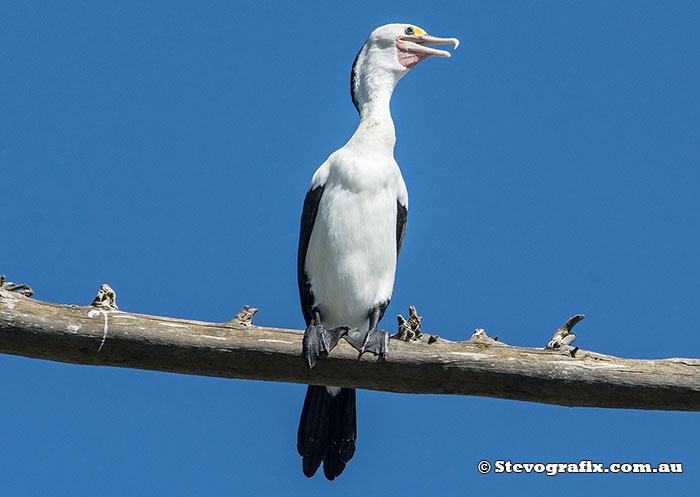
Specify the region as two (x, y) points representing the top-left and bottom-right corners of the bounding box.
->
(296, 23), (458, 481)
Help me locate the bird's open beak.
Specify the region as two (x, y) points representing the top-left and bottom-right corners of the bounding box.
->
(396, 33), (460, 58)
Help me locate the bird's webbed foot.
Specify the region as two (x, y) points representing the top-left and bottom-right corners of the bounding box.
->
(344, 328), (390, 360)
(344, 304), (391, 360)
(302, 317), (349, 369)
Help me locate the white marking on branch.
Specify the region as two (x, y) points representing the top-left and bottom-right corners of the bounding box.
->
(161, 323), (186, 328)
(258, 339), (293, 344)
(549, 360), (630, 370)
(67, 325), (80, 334)
(448, 352), (489, 360)
(88, 309), (109, 352)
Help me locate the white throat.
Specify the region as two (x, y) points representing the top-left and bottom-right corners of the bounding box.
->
(350, 94), (397, 152)
(351, 40), (409, 126)
(355, 72), (400, 123)
(350, 55), (406, 150)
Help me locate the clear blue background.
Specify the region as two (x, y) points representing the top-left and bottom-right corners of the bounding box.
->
(2, 1), (699, 495)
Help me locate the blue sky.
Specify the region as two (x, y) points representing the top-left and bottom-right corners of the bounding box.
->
(2, 1), (699, 495)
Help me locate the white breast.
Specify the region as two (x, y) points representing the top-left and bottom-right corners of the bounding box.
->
(305, 149), (405, 331)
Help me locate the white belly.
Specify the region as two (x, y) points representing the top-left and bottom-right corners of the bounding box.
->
(305, 184), (397, 331)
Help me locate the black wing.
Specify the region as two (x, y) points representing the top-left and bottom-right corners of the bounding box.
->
(396, 199), (408, 256)
(297, 185), (324, 326)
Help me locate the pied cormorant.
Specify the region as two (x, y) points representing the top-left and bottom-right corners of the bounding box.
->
(296, 23), (458, 481)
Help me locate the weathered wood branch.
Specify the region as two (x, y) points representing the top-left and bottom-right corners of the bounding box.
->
(1, 284), (699, 411)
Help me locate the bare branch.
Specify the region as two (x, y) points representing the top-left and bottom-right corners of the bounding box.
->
(1, 286), (699, 411)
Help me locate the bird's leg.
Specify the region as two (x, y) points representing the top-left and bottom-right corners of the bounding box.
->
(344, 306), (390, 360)
(302, 307), (349, 369)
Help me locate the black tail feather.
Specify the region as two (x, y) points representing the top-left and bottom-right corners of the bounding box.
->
(297, 386), (357, 480)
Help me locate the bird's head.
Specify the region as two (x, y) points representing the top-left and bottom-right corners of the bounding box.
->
(351, 23), (459, 113)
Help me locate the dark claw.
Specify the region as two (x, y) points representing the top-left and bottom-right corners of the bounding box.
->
(362, 329), (390, 360)
(324, 326), (349, 351)
(302, 324), (349, 369)
(343, 328), (366, 351)
(343, 329), (390, 360)
(303, 324), (325, 369)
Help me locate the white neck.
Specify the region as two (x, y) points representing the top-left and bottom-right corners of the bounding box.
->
(351, 74), (400, 150)
(356, 72), (397, 122)
(347, 41), (410, 152)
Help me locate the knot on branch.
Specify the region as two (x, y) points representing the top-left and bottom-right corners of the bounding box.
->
(545, 314), (585, 357)
(0, 275), (34, 297)
(227, 305), (258, 326)
(393, 306), (423, 341)
(469, 328), (499, 343)
(90, 284), (118, 310)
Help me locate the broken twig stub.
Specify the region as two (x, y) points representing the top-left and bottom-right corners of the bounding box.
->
(0, 275), (34, 297)
(546, 314), (585, 350)
(469, 328), (499, 342)
(90, 284), (118, 310)
(227, 305), (258, 326)
(394, 306), (423, 341)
